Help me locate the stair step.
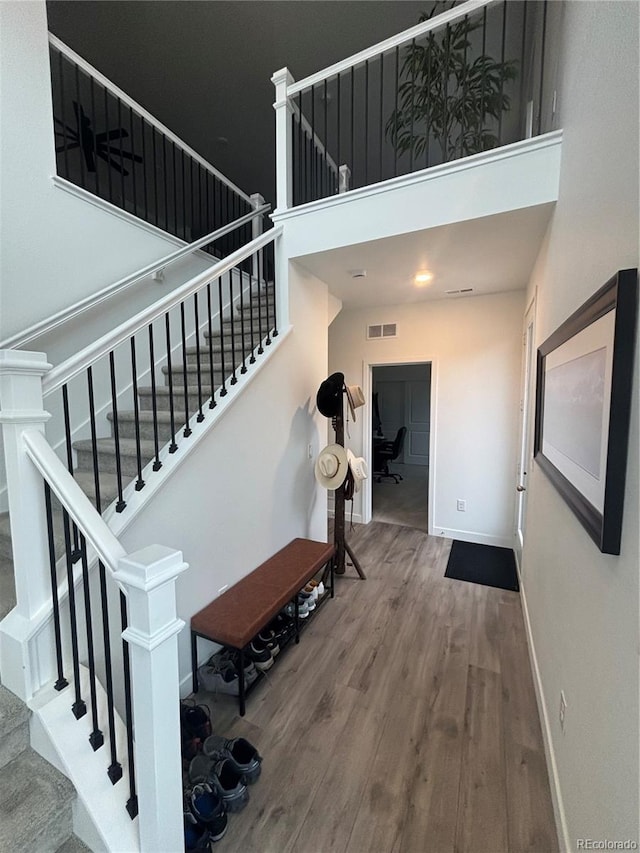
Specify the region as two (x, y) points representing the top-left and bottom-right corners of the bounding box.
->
(107, 409), (188, 442)
(55, 835), (92, 853)
(183, 346), (265, 367)
(162, 362), (252, 384)
(0, 685), (29, 770)
(137, 385), (219, 413)
(0, 748), (75, 853)
(0, 513), (11, 561)
(73, 438), (156, 479)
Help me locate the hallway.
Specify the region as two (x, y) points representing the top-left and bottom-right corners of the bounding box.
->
(193, 522), (557, 853)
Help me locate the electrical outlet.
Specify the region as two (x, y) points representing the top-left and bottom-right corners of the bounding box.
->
(308, 443), (313, 459)
(559, 691), (567, 731)
(457, 499), (466, 512)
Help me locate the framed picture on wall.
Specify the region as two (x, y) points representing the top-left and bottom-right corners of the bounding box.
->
(534, 268), (638, 555)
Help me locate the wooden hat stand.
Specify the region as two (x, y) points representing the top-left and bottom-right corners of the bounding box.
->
(331, 391), (366, 580)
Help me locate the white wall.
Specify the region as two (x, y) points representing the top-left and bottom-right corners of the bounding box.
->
(329, 290), (525, 546)
(115, 260), (330, 684)
(521, 3), (639, 850)
(0, 1), (215, 347)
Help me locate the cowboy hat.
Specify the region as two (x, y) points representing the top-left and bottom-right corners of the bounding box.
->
(316, 372), (344, 418)
(345, 385), (365, 421)
(314, 443), (348, 490)
(347, 448), (368, 492)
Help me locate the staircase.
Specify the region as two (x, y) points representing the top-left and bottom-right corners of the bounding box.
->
(0, 282), (275, 851)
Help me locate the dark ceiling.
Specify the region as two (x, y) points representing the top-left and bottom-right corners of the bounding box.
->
(46, 1), (430, 205)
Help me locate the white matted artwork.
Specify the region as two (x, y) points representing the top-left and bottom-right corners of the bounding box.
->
(534, 269), (638, 555)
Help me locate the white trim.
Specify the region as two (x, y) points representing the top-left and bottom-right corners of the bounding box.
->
(272, 131), (564, 223)
(288, 0), (499, 95)
(48, 33), (251, 204)
(122, 619), (185, 652)
(431, 527), (512, 549)
(0, 410), (52, 424)
(518, 576), (570, 853)
(42, 227), (282, 396)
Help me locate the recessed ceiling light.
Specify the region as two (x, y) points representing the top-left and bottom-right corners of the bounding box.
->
(414, 270), (434, 285)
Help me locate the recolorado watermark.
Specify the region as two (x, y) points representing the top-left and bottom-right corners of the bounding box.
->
(577, 841), (638, 850)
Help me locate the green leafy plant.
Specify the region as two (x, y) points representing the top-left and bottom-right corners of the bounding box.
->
(386, 3), (518, 162)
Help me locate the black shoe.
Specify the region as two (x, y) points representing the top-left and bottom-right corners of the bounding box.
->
(247, 639), (274, 671)
(188, 783), (228, 843)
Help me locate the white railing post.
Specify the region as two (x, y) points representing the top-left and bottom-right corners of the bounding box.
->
(339, 164), (352, 194)
(0, 350), (53, 700)
(250, 192), (266, 283)
(271, 67), (295, 214)
(114, 545), (187, 853)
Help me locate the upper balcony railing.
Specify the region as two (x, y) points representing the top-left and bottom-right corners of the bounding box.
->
(273, 0), (551, 211)
(49, 34), (254, 257)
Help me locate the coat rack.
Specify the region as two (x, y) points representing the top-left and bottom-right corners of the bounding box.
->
(332, 394), (366, 579)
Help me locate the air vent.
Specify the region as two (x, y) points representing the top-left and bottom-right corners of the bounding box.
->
(367, 323), (397, 340)
(445, 288), (474, 297)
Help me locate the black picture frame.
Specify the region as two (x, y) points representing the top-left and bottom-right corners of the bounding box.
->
(534, 269), (638, 555)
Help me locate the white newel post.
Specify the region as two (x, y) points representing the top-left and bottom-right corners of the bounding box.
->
(250, 192), (266, 283)
(271, 67), (294, 214)
(114, 545), (187, 853)
(0, 350), (53, 700)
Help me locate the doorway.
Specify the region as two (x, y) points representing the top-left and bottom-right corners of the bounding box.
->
(514, 298), (536, 570)
(370, 363), (431, 532)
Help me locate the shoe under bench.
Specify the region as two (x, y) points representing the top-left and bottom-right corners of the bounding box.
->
(190, 537), (335, 715)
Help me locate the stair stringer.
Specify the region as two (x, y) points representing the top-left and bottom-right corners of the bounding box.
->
(29, 666), (138, 853)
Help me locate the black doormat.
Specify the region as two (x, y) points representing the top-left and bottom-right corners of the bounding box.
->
(445, 540), (519, 591)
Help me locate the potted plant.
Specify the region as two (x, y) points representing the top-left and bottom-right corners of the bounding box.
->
(386, 2), (519, 163)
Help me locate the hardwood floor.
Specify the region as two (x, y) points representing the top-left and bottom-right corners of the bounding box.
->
(191, 523), (558, 853)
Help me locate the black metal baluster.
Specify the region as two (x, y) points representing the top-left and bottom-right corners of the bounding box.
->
(292, 110), (298, 205)
(257, 251), (264, 355)
(141, 119), (148, 223)
(206, 284), (217, 404)
(44, 483), (68, 692)
(410, 40), (416, 172)
(520, 2), (528, 139)
(311, 84), (316, 200)
(182, 150), (187, 240)
(217, 277), (228, 396)
(129, 106), (137, 215)
(74, 63), (86, 189)
(323, 78), (328, 197)
(164, 314), (178, 451)
(164, 135), (170, 232)
(78, 533), (103, 750)
(90, 78), (100, 198)
(379, 54), (384, 181)
(264, 249), (272, 347)
(130, 337), (145, 489)
(87, 367), (122, 781)
(172, 144), (178, 237)
(247, 258), (257, 364)
(118, 99), (125, 206)
(120, 593), (138, 819)
(337, 74), (342, 187)
(180, 302), (192, 435)
(364, 61), (369, 184)
(58, 51), (71, 179)
(425, 33), (432, 170)
(104, 86), (113, 202)
(108, 352), (127, 512)
(193, 294), (205, 420)
(152, 129), (159, 227)
(460, 23), (468, 160)
(228, 272), (238, 384)
(498, 3), (507, 146)
(538, 0), (548, 135)
(61, 385), (81, 562)
(62, 509), (86, 719)
(480, 8), (487, 154)
(394, 46), (399, 176)
(269, 242), (278, 338)
(238, 264), (248, 373)
(443, 27), (450, 162)
(147, 324), (162, 470)
(350, 67), (355, 184)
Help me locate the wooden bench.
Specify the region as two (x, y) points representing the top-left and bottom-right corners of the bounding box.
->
(191, 538), (335, 714)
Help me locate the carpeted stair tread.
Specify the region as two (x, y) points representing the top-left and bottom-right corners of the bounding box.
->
(0, 747), (75, 853)
(0, 556), (16, 621)
(55, 834), (92, 853)
(0, 685), (29, 770)
(73, 437), (156, 457)
(0, 513), (11, 561)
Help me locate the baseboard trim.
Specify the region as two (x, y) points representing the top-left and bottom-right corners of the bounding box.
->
(517, 568), (570, 853)
(327, 507), (363, 525)
(432, 526), (512, 548)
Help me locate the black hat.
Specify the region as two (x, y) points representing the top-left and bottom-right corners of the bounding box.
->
(316, 372), (344, 418)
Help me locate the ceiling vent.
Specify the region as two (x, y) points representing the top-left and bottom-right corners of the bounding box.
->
(349, 269), (367, 279)
(367, 322), (397, 340)
(445, 287), (474, 297)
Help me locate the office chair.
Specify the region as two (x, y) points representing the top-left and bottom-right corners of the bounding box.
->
(373, 427), (407, 483)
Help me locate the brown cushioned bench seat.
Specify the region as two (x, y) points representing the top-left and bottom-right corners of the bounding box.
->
(191, 537), (335, 651)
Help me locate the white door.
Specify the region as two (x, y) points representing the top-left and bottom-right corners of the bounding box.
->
(515, 300), (536, 565)
(404, 379), (430, 466)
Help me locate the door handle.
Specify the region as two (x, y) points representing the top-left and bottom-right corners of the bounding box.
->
(516, 485), (526, 492)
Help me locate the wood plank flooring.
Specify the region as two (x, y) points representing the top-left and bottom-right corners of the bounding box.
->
(191, 522), (557, 853)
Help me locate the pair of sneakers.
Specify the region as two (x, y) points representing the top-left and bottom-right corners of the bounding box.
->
(198, 650), (258, 696)
(189, 752), (250, 814)
(184, 783), (227, 849)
